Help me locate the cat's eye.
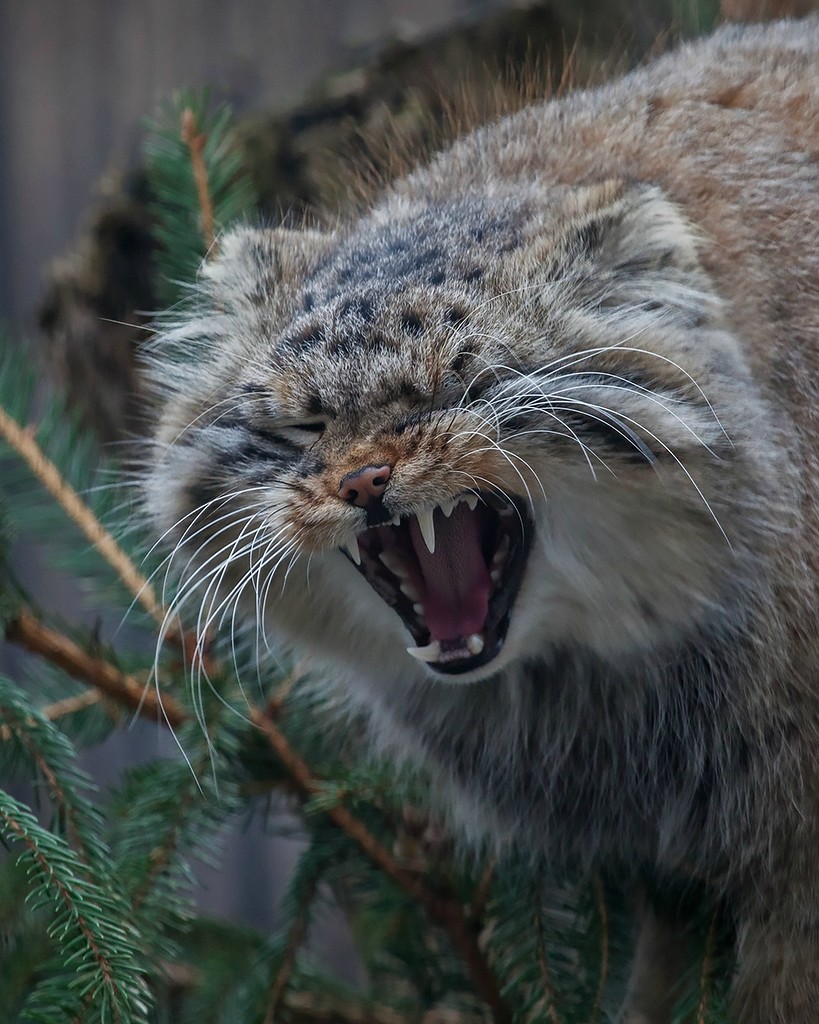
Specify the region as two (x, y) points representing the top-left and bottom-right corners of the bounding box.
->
(275, 418), (329, 444)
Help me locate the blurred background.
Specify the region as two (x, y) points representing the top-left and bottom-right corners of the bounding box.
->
(0, 0), (813, 975)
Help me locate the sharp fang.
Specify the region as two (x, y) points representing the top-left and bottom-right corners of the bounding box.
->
(343, 534), (361, 565)
(406, 639), (442, 663)
(490, 567), (502, 584)
(466, 633), (485, 656)
(413, 603), (424, 615)
(400, 580), (421, 602)
(464, 494), (479, 511)
(389, 514), (401, 526)
(439, 498), (455, 517)
(417, 507), (436, 553)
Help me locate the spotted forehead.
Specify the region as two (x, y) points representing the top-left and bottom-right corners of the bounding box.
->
(273, 198), (526, 358)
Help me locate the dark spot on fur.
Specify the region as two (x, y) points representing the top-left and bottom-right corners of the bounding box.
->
(429, 269), (445, 285)
(443, 306), (467, 326)
(472, 227), (485, 243)
(281, 322), (325, 351)
(464, 267), (484, 284)
(305, 393), (332, 417)
(340, 296), (376, 323)
(239, 382), (267, 396)
(303, 292), (314, 312)
(401, 313), (424, 336)
(451, 349), (472, 382)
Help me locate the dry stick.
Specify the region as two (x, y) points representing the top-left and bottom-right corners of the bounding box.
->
(250, 707), (511, 1024)
(6, 608), (186, 729)
(180, 107), (216, 254)
(0, 405), (164, 630)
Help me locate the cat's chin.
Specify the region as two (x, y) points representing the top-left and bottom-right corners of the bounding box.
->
(339, 490), (533, 677)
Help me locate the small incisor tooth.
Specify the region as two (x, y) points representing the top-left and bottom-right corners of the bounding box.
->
(400, 580), (421, 602)
(406, 639), (442, 663)
(466, 633), (485, 656)
(439, 497), (455, 518)
(343, 533), (361, 565)
(464, 494), (479, 511)
(417, 507), (436, 553)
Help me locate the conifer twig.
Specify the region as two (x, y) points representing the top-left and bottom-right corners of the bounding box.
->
(5, 608), (186, 729)
(533, 879), (561, 1024)
(0, 690), (103, 741)
(180, 107), (216, 253)
(696, 906), (720, 1024)
(0, 404), (164, 628)
(250, 706), (511, 1024)
(590, 874), (609, 1023)
(0, 805), (123, 1023)
(264, 871), (320, 1024)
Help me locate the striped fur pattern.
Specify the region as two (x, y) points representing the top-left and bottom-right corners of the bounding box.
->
(144, 20), (819, 1021)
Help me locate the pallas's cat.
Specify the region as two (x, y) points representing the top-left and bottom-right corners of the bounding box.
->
(145, 19), (819, 1022)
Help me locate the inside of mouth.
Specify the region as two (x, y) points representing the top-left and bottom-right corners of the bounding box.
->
(348, 493), (529, 674)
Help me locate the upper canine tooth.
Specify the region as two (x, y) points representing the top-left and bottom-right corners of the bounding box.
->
(343, 533), (361, 565)
(417, 507), (436, 553)
(406, 639), (442, 663)
(439, 498), (455, 518)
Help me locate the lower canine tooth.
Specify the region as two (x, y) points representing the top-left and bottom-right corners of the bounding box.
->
(406, 640), (442, 663)
(466, 633), (485, 655)
(343, 534), (361, 565)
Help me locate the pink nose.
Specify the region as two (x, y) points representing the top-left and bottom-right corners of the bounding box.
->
(338, 464), (391, 508)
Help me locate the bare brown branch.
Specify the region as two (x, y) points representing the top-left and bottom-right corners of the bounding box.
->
(0, 404), (164, 628)
(181, 107), (216, 253)
(5, 608), (186, 729)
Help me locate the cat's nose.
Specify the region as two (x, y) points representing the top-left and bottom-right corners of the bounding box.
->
(338, 464), (392, 509)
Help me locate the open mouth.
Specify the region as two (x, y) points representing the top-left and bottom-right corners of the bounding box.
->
(339, 492), (532, 675)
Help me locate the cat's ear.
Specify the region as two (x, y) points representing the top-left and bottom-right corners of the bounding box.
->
(200, 226), (334, 306)
(524, 182), (719, 326)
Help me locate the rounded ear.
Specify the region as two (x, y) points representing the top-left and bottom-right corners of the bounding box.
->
(200, 226), (335, 305)
(512, 181), (719, 327)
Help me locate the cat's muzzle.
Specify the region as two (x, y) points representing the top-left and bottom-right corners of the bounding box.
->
(340, 491), (532, 675)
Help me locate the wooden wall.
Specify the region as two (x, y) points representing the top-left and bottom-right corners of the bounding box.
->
(0, 0), (507, 333)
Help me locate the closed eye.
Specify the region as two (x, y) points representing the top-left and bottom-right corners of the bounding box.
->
(275, 418), (329, 445)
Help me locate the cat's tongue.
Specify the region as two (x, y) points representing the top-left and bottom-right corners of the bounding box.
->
(408, 504), (491, 642)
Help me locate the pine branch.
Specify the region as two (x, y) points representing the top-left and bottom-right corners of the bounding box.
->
(533, 878), (561, 1024)
(0, 791), (150, 1023)
(590, 874), (608, 1024)
(250, 706), (511, 1024)
(5, 607), (187, 729)
(0, 403), (163, 628)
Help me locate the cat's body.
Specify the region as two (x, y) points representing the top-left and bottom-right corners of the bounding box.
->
(145, 20), (819, 1022)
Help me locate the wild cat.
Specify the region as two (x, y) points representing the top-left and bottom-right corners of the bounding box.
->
(144, 18), (819, 1023)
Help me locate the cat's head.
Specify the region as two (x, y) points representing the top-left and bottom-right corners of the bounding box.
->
(145, 181), (772, 688)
